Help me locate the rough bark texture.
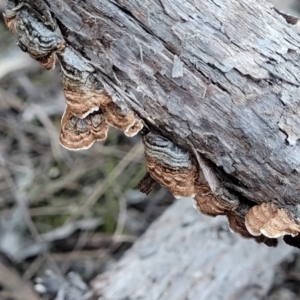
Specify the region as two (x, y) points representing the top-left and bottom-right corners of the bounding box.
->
(92, 199), (293, 300)
(43, 0), (300, 210)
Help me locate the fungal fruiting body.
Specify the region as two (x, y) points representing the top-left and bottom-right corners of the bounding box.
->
(59, 107), (109, 150)
(143, 132), (198, 198)
(3, 2), (65, 69)
(194, 185), (227, 217)
(58, 47), (111, 118)
(3, 0), (143, 149)
(102, 102), (144, 137)
(194, 184), (275, 244)
(57, 46), (143, 150)
(245, 203), (300, 238)
(140, 132), (282, 246)
(5, 1), (297, 249)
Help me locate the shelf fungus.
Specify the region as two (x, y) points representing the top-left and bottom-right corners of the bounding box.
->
(245, 203), (300, 238)
(227, 210), (278, 246)
(58, 47), (111, 119)
(138, 132), (280, 247)
(194, 185), (251, 237)
(194, 185), (227, 217)
(59, 107), (109, 150)
(58, 47), (143, 134)
(102, 102), (144, 137)
(57, 46), (143, 143)
(141, 132), (198, 198)
(3, 1), (65, 70)
(193, 186), (277, 245)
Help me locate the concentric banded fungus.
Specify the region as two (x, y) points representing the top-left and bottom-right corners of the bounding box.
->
(227, 211), (277, 246)
(102, 103), (143, 137)
(194, 185), (227, 217)
(194, 184), (277, 246)
(142, 133), (197, 198)
(59, 107), (109, 150)
(58, 47), (111, 118)
(226, 211), (252, 239)
(125, 119), (144, 137)
(245, 203), (300, 238)
(214, 187), (240, 211)
(3, 1), (65, 70)
(58, 47), (143, 138)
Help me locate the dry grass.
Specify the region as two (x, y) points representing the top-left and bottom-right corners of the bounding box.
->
(0, 14), (174, 300)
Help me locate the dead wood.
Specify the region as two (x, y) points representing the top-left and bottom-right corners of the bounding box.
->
(92, 199), (293, 300)
(38, 0), (300, 216)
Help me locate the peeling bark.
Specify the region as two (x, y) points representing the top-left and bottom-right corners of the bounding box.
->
(38, 0), (300, 211)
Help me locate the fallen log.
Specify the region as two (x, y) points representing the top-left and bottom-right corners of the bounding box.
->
(3, 0), (300, 254)
(92, 198), (293, 300)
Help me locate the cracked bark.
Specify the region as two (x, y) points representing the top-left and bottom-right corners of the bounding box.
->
(16, 0), (300, 297)
(42, 0), (300, 210)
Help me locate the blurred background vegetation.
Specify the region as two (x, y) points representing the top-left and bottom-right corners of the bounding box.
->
(0, 0), (300, 299)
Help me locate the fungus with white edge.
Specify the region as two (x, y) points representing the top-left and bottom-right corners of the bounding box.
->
(245, 203), (300, 238)
(59, 107), (109, 151)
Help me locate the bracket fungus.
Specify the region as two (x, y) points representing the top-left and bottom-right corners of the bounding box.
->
(3, 0), (144, 149)
(102, 102), (143, 137)
(58, 47), (143, 141)
(139, 132), (280, 247)
(142, 132), (198, 198)
(245, 203), (300, 238)
(194, 185), (227, 217)
(58, 47), (111, 119)
(3, 1), (65, 70)
(59, 107), (109, 150)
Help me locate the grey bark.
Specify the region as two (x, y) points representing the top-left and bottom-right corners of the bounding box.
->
(91, 199), (293, 300)
(44, 0), (300, 210)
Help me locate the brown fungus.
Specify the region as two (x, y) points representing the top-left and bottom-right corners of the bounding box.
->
(3, 2), (65, 70)
(58, 47), (111, 118)
(59, 107), (109, 151)
(194, 184), (277, 246)
(226, 211), (252, 239)
(226, 210), (277, 246)
(58, 47), (143, 136)
(245, 203), (300, 238)
(194, 185), (227, 217)
(142, 133), (198, 198)
(102, 102), (143, 137)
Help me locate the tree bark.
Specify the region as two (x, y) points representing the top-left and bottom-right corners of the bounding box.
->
(40, 0), (300, 209)
(31, 0), (300, 246)
(91, 198), (293, 300)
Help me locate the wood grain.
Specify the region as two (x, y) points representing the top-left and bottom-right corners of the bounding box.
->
(41, 0), (300, 211)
